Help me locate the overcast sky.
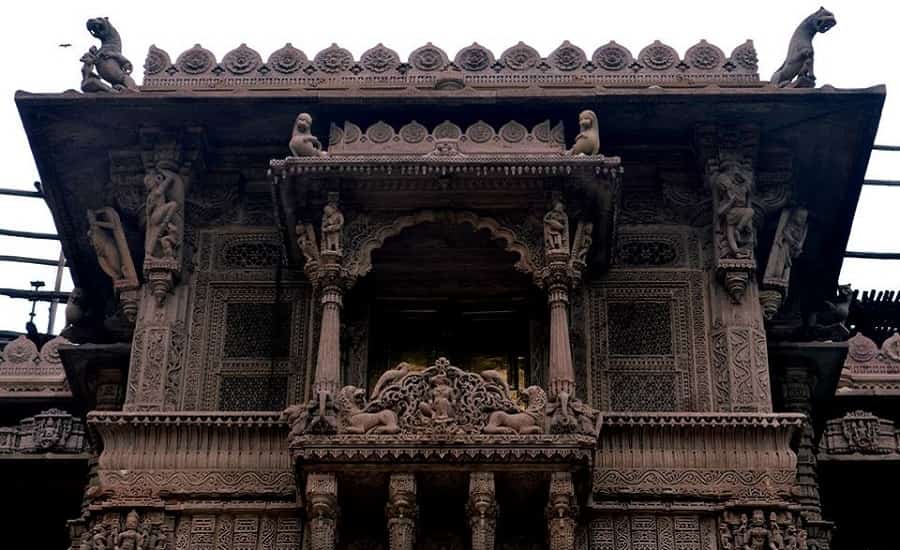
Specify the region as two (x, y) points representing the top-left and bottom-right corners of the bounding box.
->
(1, 1), (898, 335)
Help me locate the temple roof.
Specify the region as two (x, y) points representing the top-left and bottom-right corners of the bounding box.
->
(141, 39), (759, 93)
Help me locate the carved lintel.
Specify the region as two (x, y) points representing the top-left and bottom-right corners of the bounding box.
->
(547, 472), (577, 550)
(386, 474), (416, 550)
(468, 472), (497, 550)
(306, 473), (338, 550)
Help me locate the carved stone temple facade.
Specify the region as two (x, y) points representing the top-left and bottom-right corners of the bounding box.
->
(8, 9), (887, 550)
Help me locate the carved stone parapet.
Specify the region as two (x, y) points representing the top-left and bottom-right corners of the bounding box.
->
(286, 357), (599, 439)
(468, 472), (497, 550)
(0, 408), (87, 454)
(821, 410), (899, 457)
(547, 472), (577, 550)
(594, 413), (803, 501)
(837, 332), (900, 396)
(88, 412), (294, 499)
(0, 335), (72, 398)
(386, 474), (417, 550)
(306, 473), (338, 550)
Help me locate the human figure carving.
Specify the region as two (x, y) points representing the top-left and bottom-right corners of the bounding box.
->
(570, 221), (594, 266)
(771, 8), (836, 88)
(91, 524), (109, 550)
(543, 201), (570, 254)
(714, 162), (755, 259)
(289, 113), (323, 156)
(764, 207), (808, 284)
(336, 386), (400, 434)
(483, 385), (546, 434)
(295, 222), (320, 264)
(144, 169), (180, 259)
(82, 17), (137, 92)
(321, 202), (344, 255)
(567, 110), (600, 156)
(88, 210), (124, 280)
(114, 510), (144, 550)
(419, 374), (453, 422)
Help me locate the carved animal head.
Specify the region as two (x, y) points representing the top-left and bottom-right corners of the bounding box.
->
(578, 110), (598, 133)
(86, 17), (114, 40)
(521, 385), (547, 412)
(294, 113), (313, 135)
(336, 385), (365, 414)
(807, 7), (836, 34)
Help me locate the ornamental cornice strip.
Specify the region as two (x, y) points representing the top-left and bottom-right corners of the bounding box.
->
(88, 411), (287, 427)
(270, 156), (624, 177)
(142, 40), (759, 92)
(601, 412), (805, 428)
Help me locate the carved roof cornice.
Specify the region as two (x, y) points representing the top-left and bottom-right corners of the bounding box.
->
(291, 433), (596, 466)
(270, 154), (623, 178)
(141, 40), (759, 93)
(88, 410), (287, 427)
(601, 412), (805, 429)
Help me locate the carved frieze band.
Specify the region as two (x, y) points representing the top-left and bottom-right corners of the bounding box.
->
(89, 412), (294, 498)
(594, 413), (802, 500)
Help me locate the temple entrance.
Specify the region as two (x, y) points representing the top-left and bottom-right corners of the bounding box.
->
(358, 220), (542, 396)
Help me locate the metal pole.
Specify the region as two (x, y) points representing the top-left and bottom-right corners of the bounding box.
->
(46, 249), (66, 334)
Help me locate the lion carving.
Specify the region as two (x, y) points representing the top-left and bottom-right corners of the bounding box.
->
(483, 385), (547, 435)
(336, 386), (400, 434)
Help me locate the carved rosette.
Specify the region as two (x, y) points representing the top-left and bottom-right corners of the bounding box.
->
(468, 472), (497, 550)
(387, 474), (417, 550)
(547, 472), (577, 550)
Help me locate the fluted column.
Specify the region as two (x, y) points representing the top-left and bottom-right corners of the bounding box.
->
(468, 472), (497, 550)
(386, 474), (416, 550)
(547, 283), (576, 400)
(313, 284), (343, 397)
(547, 472), (577, 550)
(306, 473), (338, 550)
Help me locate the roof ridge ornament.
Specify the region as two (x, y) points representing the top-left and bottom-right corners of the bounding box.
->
(139, 39), (760, 92)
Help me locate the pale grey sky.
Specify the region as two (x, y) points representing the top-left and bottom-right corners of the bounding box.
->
(1, 0), (898, 334)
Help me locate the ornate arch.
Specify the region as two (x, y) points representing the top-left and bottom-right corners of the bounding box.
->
(345, 210), (540, 279)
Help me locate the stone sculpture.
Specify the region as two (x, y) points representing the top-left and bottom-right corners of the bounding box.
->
(764, 207), (808, 284)
(144, 168), (181, 259)
(114, 510), (143, 550)
(713, 161), (755, 259)
(81, 17), (137, 92)
(483, 385), (546, 434)
(335, 386), (400, 434)
(770, 7), (836, 88)
(289, 113), (323, 156)
(543, 201), (570, 254)
(88, 208), (135, 282)
(321, 202), (344, 255)
(370, 362), (410, 400)
(295, 222), (320, 265)
(808, 284), (853, 341)
(567, 110), (600, 156)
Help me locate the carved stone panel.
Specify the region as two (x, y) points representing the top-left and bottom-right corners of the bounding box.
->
(588, 269), (711, 411)
(182, 230), (312, 410)
(588, 514), (718, 550)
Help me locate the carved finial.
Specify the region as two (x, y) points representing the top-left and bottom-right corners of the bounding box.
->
(289, 113), (324, 156)
(81, 17), (137, 92)
(770, 7), (836, 87)
(567, 110), (600, 156)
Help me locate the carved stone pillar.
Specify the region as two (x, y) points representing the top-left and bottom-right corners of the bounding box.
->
(314, 281), (343, 398)
(547, 472), (577, 550)
(121, 131), (203, 411)
(306, 473), (338, 550)
(386, 474), (416, 550)
(547, 282), (576, 399)
(468, 472), (497, 550)
(697, 125), (773, 413)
